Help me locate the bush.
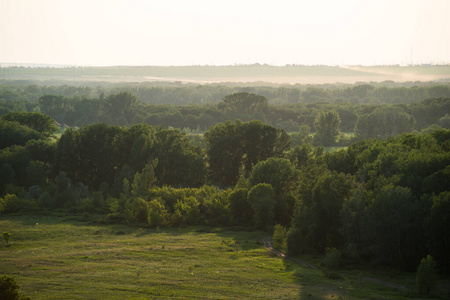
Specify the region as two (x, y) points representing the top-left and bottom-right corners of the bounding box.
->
(0, 194), (31, 213)
(322, 247), (343, 269)
(147, 199), (169, 227)
(416, 255), (438, 295)
(272, 224), (287, 252)
(2, 232), (11, 245)
(124, 197), (149, 224)
(0, 275), (30, 300)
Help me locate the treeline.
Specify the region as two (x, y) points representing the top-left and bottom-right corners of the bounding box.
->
(1, 91), (449, 139)
(1, 111), (449, 274)
(1, 81), (449, 105)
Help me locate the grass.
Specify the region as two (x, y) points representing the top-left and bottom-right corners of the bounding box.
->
(0, 215), (445, 299)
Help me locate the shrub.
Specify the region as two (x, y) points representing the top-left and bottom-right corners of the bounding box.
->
(0, 275), (30, 300)
(322, 247), (343, 269)
(272, 224), (287, 252)
(0, 194), (30, 213)
(2, 232), (11, 244)
(416, 255), (438, 295)
(147, 199), (169, 227)
(124, 198), (149, 223)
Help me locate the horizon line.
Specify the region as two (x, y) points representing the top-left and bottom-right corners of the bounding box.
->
(1, 62), (450, 68)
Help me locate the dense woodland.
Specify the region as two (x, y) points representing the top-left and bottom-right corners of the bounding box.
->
(1, 82), (450, 277)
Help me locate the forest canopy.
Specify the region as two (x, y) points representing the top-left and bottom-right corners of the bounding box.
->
(1, 81), (450, 276)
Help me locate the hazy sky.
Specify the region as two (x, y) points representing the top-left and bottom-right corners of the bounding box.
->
(1, 0), (449, 66)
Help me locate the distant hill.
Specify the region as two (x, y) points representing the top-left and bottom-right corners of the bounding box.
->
(1, 64), (449, 84)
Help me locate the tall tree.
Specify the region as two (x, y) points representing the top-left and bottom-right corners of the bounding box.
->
(218, 92), (268, 113)
(2, 111), (59, 139)
(313, 110), (341, 146)
(205, 120), (290, 187)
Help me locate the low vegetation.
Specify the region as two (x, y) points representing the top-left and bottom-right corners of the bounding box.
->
(1, 215), (446, 299)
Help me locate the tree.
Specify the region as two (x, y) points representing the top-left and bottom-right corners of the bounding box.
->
(416, 255), (438, 295)
(173, 196), (201, 226)
(228, 188), (251, 225)
(314, 110), (341, 146)
(427, 191), (450, 273)
(218, 92), (268, 113)
(2, 111), (59, 139)
(367, 184), (415, 267)
(272, 224), (287, 251)
(147, 199), (169, 227)
(354, 106), (416, 140)
(131, 161), (157, 198)
(205, 120), (290, 187)
(100, 92), (140, 125)
(240, 120), (291, 175)
(0, 119), (42, 149)
(153, 128), (205, 187)
(2, 232), (11, 244)
(204, 121), (245, 187)
(247, 183), (276, 228)
(0, 275), (30, 300)
(124, 197), (149, 224)
(288, 171), (352, 253)
(249, 158), (298, 226)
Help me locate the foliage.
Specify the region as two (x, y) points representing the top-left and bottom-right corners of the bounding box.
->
(416, 255), (438, 295)
(2, 111), (59, 139)
(247, 183), (276, 229)
(322, 247), (343, 269)
(0, 194), (30, 213)
(0, 276), (30, 300)
(2, 232), (11, 244)
(205, 120), (290, 186)
(249, 158), (298, 226)
(272, 224), (287, 252)
(354, 106), (415, 140)
(147, 198), (169, 227)
(314, 110), (341, 146)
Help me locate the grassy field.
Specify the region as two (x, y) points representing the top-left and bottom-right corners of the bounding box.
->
(0, 215), (444, 299)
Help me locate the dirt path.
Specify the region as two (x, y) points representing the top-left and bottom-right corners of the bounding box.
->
(262, 236), (410, 292)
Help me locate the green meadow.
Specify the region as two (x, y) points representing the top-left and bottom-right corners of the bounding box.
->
(0, 215), (445, 299)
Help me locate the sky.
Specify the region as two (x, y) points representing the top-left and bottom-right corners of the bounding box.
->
(1, 0), (449, 66)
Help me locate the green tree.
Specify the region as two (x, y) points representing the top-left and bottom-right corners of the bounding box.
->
(249, 158), (298, 226)
(416, 255), (438, 295)
(0, 275), (30, 300)
(100, 92), (140, 125)
(218, 92), (268, 113)
(147, 199), (169, 227)
(124, 197), (149, 224)
(0, 119), (43, 149)
(354, 106), (416, 140)
(247, 183), (276, 228)
(313, 110), (341, 146)
(368, 184), (415, 267)
(205, 120), (290, 187)
(204, 121), (244, 187)
(153, 128), (205, 187)
(173, 196), (201, 226)
(272, 224), (287, 252)
(288, 171), (352, 253)
(228, 188), (251, 225)
(2, 111), (59, 139)
(131, 160), (157, 198)
(427, 191), (450, 273)
(2, 232), (11, 244)
(25, 160), (47, 187)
